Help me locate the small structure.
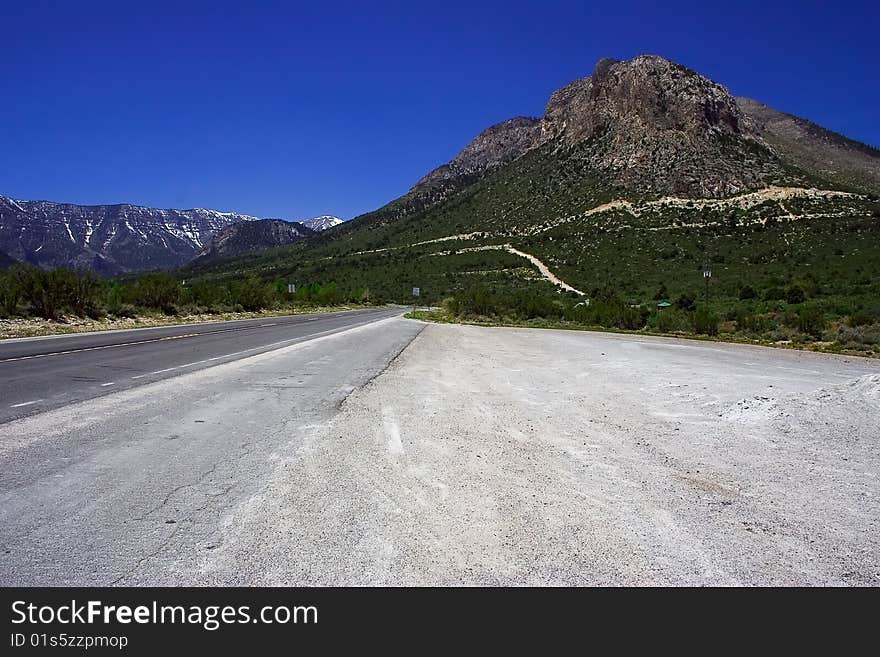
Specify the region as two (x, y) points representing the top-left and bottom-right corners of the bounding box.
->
(657, 301), (672, 310)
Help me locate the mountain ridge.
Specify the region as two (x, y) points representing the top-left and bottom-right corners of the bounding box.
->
(193, 219), (315, 262)
(185, 54), (879, 310)
(0, 196), (343, 273)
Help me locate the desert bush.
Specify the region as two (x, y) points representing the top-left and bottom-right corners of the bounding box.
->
(763, 286), (786, 301)
(0, 269), (23, 316)
(849, 306), (880, 327)
(738, 285), (757, 300)
(834, 324), (880, 347)
(675, 293), (696, 311)
(797, 305), (827, 339)
(648, 308), (690, 332)
(66, 269), (103, 318)
(785, 285), (806, 305)
(228, 275), (271, 311)
(131, 272), (180, 313)
(735, 311), (776, 334)
(691, 306), (720, 336)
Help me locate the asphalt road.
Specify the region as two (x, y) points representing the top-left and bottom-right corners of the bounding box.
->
(0, 307), (402, 424)
(0, 311), (423, 585)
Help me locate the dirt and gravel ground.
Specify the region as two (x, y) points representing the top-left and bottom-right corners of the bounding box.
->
(212, 322), (879, 585)
(2, 319), (878, 585)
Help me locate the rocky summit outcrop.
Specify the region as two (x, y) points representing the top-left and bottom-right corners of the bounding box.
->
(537, 55), (783, 196)
(409, 55), (879, 201)
(193, 219), (314, 262)
(541, 56), (751, 145)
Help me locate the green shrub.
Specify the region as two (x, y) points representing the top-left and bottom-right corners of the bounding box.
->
(676, 294), (696, 311)
(0, 269), (23, 316)
(849, 306), (880, 327)
(648, 309), (690, 332)
(738, 285), (757, 300)
(797, 305), (827, 339)
(735, 311), (776, 334)
(835, 324), (880, 347)
(785, 285), (806, 305)
(691, 306), (720, 335)
(229, 275), (271, 311)
(763, 287), (786, 301)
(132, 272), (180, 312)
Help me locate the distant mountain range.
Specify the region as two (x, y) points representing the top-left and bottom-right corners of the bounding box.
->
(0, 195), (343, 274)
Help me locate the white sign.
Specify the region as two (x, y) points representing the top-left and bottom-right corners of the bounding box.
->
(288, 284), (296, 294)
(412, 287), (420, 297)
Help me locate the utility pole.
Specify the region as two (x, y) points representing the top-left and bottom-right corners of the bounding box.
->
(703, 263), (712, 305)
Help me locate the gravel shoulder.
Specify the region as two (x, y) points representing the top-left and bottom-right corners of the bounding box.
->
(209, 322), (880, 585)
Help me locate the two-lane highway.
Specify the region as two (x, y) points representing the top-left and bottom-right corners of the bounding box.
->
(0, 307), (403, 424)
(0, 309), (424, 585)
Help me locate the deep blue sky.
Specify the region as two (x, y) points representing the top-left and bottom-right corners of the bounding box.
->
(1, 1), (877, 220)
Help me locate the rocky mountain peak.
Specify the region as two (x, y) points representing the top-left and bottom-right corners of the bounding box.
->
(301, 215), (344, 232)
(408, 55), (783, 200)
(541, 54), (753, 145)
(411, 116), (541, 193)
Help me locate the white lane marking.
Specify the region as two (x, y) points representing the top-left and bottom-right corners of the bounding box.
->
(100, 382), (115, 387)
(177, 361), (208, 369)
(152, 367), (178, 374)
(0, 333), (203, 363)
(131, 375), (147, 379)
(11, 400), (43, 408)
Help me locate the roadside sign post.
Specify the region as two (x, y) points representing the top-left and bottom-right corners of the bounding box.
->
(703, 268), (711, 304)
(288, 283), (296, 295)
(412, 287), (420, 313)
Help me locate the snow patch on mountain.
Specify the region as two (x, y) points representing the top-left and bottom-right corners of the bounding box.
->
(301, 215), (344, 231)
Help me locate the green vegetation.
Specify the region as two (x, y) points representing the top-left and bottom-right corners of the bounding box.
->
(0, 264), (373, 321)
(168, 142), (879, 355)
(410, 283), (880, 355)
(5, 139), (877, 355)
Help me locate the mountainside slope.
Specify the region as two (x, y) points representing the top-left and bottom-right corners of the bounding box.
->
(0, 248), (16, 269)
(193, 219), (314, 262)
(187, 55), (880, 316)
(738, 97), (880, 194)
